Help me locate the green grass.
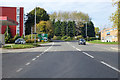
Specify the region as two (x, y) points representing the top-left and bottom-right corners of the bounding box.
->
(3, 42), (50, 49)
(87, 40), (118, 45)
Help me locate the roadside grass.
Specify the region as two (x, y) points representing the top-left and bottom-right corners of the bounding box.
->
(3, 42), (49, 49)
(87, 40), (118, 45)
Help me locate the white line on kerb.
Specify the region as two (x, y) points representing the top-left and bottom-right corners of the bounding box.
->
(83, 52), (94, 58)
(101, 61), (120, 73)
(16, 68), (23, 72)
(25, 62), (31, 65)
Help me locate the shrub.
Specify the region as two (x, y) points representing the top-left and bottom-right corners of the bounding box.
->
(61, 36), (68, 40)
(7, 38), (15, 43)
(26, 39), (38, 43)
(52, 36), (57, 40)
(57, 36), (61, 40)
(21, 34), (24, 39)
(14, 34), (21, 40)
(76, 35), (83, 40)
(64, 36), (72, 41)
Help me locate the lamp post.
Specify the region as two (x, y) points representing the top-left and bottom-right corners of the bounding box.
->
(85, 22), (88, 41)
(34, 7), (36, 44)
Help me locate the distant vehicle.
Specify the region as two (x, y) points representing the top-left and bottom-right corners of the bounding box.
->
(78, 39), (86, 45)
(15, 38), (26, 44)
(44, 38), (48, 42)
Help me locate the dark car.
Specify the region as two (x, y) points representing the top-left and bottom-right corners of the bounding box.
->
(78, 39), (86, 45)
(15, 38), (26, 44)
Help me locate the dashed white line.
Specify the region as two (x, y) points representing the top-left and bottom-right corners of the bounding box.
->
(16, 68), (23, 72)
(72, 46), (75, 48)
(83, 52), (94, 58)
(76, 48), (81, 51)
(32, 58), (37, 61)
(25, 62), (31, 65)
(36, 56), (40, 58)
(100, 61), (120, 73)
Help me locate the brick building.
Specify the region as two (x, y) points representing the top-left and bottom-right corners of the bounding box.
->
(101, 27), (118, 42)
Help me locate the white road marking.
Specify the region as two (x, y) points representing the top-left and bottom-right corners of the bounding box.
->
(101, 61), (120, 73)
(36, 56), (40, 58)
(25, 62), (31, 65)
(72, 46), (75, 48)
(16, 68), (23, 72)
(76, 48), (81, 51)
(32, 58), (37, 61)
(83, 52), (94, 58)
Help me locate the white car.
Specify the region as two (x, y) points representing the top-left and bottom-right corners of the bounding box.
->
(15, 38), (26, 44)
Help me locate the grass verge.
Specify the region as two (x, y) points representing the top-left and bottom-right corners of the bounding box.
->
(87, 40), (118, 45)
(3, 42), (49, 49)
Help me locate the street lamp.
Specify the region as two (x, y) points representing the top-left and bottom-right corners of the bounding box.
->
(85, 22), (88, 41)
(34, 7), (36, 44)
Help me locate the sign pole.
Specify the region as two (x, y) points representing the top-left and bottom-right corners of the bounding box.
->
(34, 7), (36, 44)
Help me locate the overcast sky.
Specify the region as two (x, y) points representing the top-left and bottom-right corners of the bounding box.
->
(1, 0), (117, 30)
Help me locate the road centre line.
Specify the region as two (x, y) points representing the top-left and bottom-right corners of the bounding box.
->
(32, 58), (36, 61)
(76, 48), (81, 51)
(101, 61), (120, 73)
(16, 68), (23, 72)
(25, 62), (31, 65)
(16, 42), (54, 73)
(83, 52), (94, 58)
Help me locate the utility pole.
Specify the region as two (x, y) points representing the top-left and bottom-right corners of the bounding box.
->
(34, 7), (36, 44)
(86, 22), (87, 41)
(31, 27), (32, 40)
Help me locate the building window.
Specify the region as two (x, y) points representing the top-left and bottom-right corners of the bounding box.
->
(16, 7), (20, 35)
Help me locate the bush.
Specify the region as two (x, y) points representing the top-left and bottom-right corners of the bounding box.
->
(14, 34), (21, 40)
(76, 35), (83, 40)
(52, 35), (57, 40)
(57, 36), (61, 40)
(26, 39), (38, 43)
(61, 36), (68, 40)
(21, 34), (24, 39)
(25, 34), (38, 40)
(7, 38), (15, 43)
(64, 36), (72, 41)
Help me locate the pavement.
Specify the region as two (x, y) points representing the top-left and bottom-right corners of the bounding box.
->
(2, 40), (119, 78)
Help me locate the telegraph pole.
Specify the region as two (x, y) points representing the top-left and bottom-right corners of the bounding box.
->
(34, 7), (36, 43)
(86, 22), (87, 41)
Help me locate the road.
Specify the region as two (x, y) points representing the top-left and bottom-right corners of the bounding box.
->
(2, 40), (119, 78)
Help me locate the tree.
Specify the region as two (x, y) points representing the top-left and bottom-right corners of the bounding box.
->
(25, 7), (49, 35)
(36, 21), (54, 39)
(110, 0), (119, 28)
(54, 20), (61, 36)
(46, 21), (54, 39)
(4, 26), (12, 43)
(87, 21), (95, 37)
(95, 27), (100, 36)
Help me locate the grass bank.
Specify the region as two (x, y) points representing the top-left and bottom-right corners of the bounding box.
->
(3, 42), (49, 49)
(87, 40), (118, 45)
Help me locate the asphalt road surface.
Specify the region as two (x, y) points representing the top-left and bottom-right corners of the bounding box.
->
(2, 40), (119, 78)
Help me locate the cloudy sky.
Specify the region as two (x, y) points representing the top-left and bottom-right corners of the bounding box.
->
(1, 0), (117, 30)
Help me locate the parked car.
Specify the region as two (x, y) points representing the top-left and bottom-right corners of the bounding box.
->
(15, 38), (26, 44)
(78, 39), (86, 45)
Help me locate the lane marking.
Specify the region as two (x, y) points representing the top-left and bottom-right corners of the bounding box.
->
(32, 58), (37, 61)
(36, 56), (40, 58)
(16, 68), (23, 72)
(25, 62), (31, 65)
(100, 61), (120, 73)
(76, 48), (81, 51)
(83, 52), (94, 58)
(72, 46), (75, 48)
